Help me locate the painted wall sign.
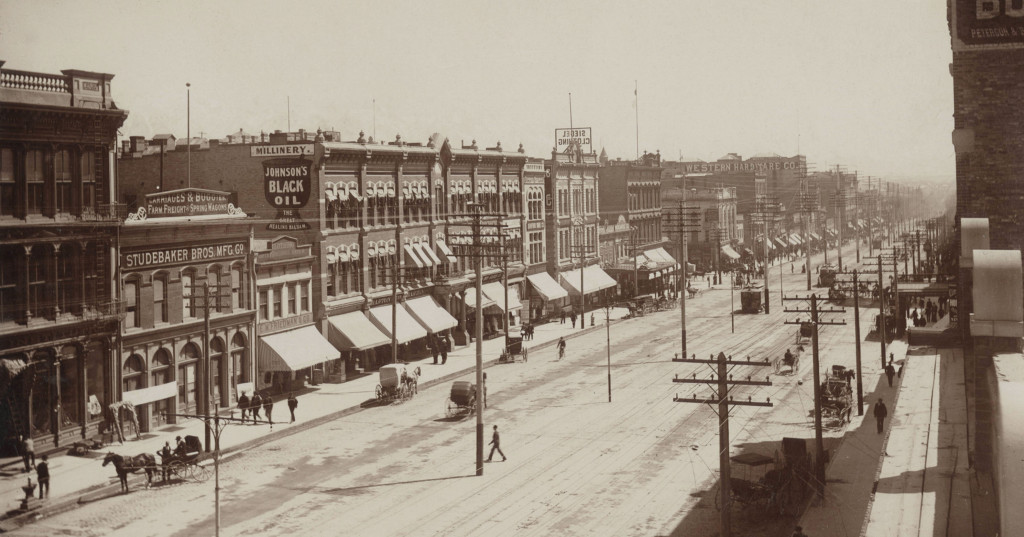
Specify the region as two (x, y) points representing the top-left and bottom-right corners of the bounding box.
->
(264, 159), (312, 208)
(555, 128), (592, 154)
(145, 188), (235, 217)
(122, 240), (248, 270)
(952, 0), (1024, 50)
(251, 144), (314, 157)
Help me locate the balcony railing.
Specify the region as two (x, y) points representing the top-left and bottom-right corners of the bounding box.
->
(0, 68), (70, 94)
(82, 299), (126, 322)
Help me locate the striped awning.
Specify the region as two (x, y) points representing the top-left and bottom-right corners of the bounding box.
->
(260, 326), (338, 371)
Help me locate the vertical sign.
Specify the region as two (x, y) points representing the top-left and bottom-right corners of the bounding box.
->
(948, 282), (959, 328)
(952, 0), (1024, 50)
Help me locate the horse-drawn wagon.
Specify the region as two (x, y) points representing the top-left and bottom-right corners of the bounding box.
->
(102, 434), (209, 493)
(376, 363), (420, 403)
(818, 367), (854, 425)
(498, 330), (528, 363)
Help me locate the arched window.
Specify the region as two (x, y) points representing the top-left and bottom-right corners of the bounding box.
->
(55, 149), (72, 214)
(153, 273), (168, 324)
(151, 348), (172, 425)
(210, 337), (225, 405)
(122, 354), (145, 393)
(178, 342), (199, 412)
(230, 263), (244, 310)
(231, 332), (249, 385)
(124, 276), (140, 329)
(182, 268), (196, 319)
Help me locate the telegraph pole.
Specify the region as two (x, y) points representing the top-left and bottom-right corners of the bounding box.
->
(798, 182), (817, 291)
(184, 281), (231, 453)
(672, 352), (773, 537)
(752, 194), (779, 314)
(666, 200), (701, 358)
(783, 293), (845, 500)
(830, 269), (867, 415)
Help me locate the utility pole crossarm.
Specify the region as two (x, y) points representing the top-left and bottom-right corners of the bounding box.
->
(672, 356), (772, 367)
(672, 395), (774, 407)
(673, 377), (772, 387)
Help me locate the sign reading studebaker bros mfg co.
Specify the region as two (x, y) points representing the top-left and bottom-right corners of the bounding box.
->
(264, 159), (312, 209)
(145, 188), (233, 217)
(953, 0), (1024, 50)
(122, 240), (249, 271)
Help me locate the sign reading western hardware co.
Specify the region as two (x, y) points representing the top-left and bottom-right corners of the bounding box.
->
(122, 240), (249, 270)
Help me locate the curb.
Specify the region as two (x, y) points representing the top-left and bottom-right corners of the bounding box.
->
(1, 321), (616, 532)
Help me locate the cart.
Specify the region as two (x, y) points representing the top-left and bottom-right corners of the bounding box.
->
(818, 263), (838, 287)
(818, 370), (853, 425)
(159, 435), (211, 482)
(445, 381), (477, 418)
(498, 331), (528, 363)
(774, 348), (801, 375)
(713, 453), (778, 513)
(376, 363), (419, 403)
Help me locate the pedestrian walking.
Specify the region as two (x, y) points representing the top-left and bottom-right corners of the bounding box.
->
(237, 391), (250, 420)
(570, 312), (577, 328)
(560, 310), (566, 324)
(287, 392), (298, 422)
(20, 435), (35, 472)
(557, 337), (566, 360)
(885, 361), (896, 387)
(486, 425), (506, 462)
(430, 336), (440, 364)
(873, 398), (888, 434)
(262, 393), (274, 426)
(440, 334), (449, 364)
(36, 455), (49, 499)
(590, 312), (595, 327)
(250, 392), (262, 424)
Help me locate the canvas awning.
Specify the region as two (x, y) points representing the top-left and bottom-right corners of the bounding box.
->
(327, 311), (390, 351)
(789, 234), (803, 245)
(404, 296), (458, 333)
(527, 272), (569, 301)
(721, 245), (741, 260)
(436, 240), (457, 263)
(368, 303), (428, 343)
(481, 282), (523, 312)
(560, 266), (616, 296)
(259, 325), (338, 371)
(121, 381), (177, 406)
(645, 247), (677, 266)
(404, 244), (424, 268)
(809, 232), (822, 241)
(775, 237), (789, 248)
(416, 242), (441, 265)
(463, 287), (496, 309)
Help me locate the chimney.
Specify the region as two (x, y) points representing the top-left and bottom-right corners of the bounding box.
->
(129, 136), (146, 153)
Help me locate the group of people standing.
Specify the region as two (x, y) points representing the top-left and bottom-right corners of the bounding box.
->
(237, 391), (299, 425)
(909, 297), (946, 327)
(428, 332), (451, 365)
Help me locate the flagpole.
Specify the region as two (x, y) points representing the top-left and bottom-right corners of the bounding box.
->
(634, 81), (639, 160)
(569, 92), (573, 131)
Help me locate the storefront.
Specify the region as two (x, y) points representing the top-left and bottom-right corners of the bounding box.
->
(367, 301), (429, 362)
(326, 310), (390, 373)
(559, 265), (618, 309)
(525, 271), (569, 320)
(259, 325), (339, 390)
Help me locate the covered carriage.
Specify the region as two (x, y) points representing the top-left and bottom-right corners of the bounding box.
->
(445, 381), (477, 418)
(376, 363), (419, 403)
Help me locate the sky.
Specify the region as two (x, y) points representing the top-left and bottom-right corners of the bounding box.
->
(1, 0), (954, 180)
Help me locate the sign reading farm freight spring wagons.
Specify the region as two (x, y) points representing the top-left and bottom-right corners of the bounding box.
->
(145, 188), (234, 217)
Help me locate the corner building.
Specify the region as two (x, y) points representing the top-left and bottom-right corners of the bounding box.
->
(0, 62), (127, 450)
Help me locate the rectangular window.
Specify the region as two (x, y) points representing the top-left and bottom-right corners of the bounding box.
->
(55, 149), (72, 214)
(287, 282), (297, 314)
(81, 152), (95, 213)
(26, 150), (44, 215)
(182, 272), (194, 318)
(327, 264), (336, 297)
(231, 267), (241, 310)
(124, 280), (139, 329)
(273, 286), (282, 318)
(259, 289), (269, 320)
(0, 149), (15, 217)
(153, 276), (166, 324)
(300, 282), (309, 312)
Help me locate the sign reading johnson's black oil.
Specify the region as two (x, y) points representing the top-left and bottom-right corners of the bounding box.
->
(263, 158), (312, 231)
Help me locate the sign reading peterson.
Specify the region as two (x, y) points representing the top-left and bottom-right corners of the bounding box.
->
(264, 159), (312, 209)
(952, 0), (1024, 50)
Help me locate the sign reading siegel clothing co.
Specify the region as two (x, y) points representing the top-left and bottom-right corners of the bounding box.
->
(123, 240), (249, 270)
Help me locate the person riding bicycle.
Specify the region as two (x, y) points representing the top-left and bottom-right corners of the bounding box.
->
(557, 337), (566, 359)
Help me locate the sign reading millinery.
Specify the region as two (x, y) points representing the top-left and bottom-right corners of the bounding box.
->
(250, 144), (314, 157)
(264, 158), (312, 231)
(555, 128), (592, 154)
(952, 0), (1024, 50)
(122, 240), (249, 270)
(145, 188), (234, 217)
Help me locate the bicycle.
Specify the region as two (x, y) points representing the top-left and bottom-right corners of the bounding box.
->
(557, 343), (566, 360)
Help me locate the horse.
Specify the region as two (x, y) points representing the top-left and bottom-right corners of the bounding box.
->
(687, 285), (699, 299)
(102, 452), (156, 492)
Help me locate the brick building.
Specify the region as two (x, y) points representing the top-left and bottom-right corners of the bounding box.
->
(0, 61), (127, 451)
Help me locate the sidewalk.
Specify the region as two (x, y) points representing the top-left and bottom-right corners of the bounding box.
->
(797, 344), (972, 536)
(0, 308), (627, 530)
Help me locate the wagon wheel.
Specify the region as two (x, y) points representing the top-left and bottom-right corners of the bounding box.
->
(191, 463), (211, 482)
(445, 398), (457, 418)
(170, 460), (187, 480)
(375, 384), (384, 401)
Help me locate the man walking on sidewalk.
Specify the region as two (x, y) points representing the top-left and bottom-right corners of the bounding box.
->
(20, 435), (35, 472)
(287, 393), (298, 423)
(36, 455), (49, 499)
(263, 393), (274, 427)
(486, 425), (506, 462)
(885, 360), (896, 387)
(250, 392), (262, 424)
(873, 398), (888, 434)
